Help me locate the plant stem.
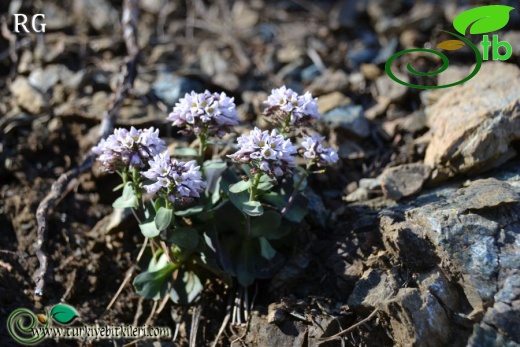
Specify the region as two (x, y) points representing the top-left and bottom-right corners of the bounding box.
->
(249, 172), (262, 202)
(245, 172), (262, 239)
(197, 128), (208, 169)
(281, 163), (311, 218)
(132, 166), (144, 217)
(280, 114), (291, 135)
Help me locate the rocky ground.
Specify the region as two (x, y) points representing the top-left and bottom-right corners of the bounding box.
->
(1, 0), (519, 346)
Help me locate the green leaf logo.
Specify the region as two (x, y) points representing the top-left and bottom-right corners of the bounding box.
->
(50, 304), (79, 325)
(453, 5), (514, 35)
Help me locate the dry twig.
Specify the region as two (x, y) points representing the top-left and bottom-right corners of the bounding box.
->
(34, 0), (140, 296)
(315, 308), (379, 344)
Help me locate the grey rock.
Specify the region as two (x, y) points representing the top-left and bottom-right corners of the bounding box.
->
(28, 65), (74, 93)
(381, 163), (432, 200)
(81, 0), (120, 32)
(308, 69), (349, 95)
(300, 65), (320, 83)
(502, 31), (520, 58)
(9, 77), (50, 115)
(317, 92), (351, 114)
(245, 314), (307, 347)
(323, 105), (370, 138)
(375, 73), (408, 102)
(425, 62), (520, 177)
(350, 163), (520, 346)
(152, 72), (203, 106)
(469, 272), (520, 346)
(348, 268), (402, 314)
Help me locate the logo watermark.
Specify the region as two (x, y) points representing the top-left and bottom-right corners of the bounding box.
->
(385, 5), (515, 89)
(12, 14), (46, 33)
(7, 303), (171, 345)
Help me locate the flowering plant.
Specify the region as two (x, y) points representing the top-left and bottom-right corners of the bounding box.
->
(93, 86), (338, 319)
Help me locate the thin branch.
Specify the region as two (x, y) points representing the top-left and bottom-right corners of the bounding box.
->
(315, 309), (379, 344)
(34, 0), (140, 297)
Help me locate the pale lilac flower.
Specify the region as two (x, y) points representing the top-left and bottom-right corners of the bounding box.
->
(168, 90), (239, 137)
(93, 127), (166, 172)
(142, 152), (206, 202)
(300, 135), (339, 166)
(264, 86), (320, 129)
(228, 127), (297, 177)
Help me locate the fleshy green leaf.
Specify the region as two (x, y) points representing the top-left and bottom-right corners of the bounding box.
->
(154, 207), (173, 231)
(228, 190), (249, 212)
(236, 240), (255, 287)
(250, 211), (281, 238)
(229, 180), (252, 193)
(257, 174), (275, 191)
(139, 203), (160, 238)
(148, 252), (170, 272)
(262, 192), (308, 222)
(168, 227), (199, 249)
(170, 270), (203, 304)
(174, 147), (198, 157)
(259, 237), (277, 260)
(242, 201), (264, 216)
(139, 221), (161, 238)
(50, 304), (79, 325)
(154, 197), (167, 212)
(112, 182), (138, 209)
(175, 205), (204, 217)
(133, 261), (176, 300)
(453, 5), (514, 35)
(203, 160), (227, 194)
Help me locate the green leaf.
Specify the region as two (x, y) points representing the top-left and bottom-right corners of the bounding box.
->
(228, 191), (249, 212)
(50, 304), (79, 325)
(154, 207), (173, 231)
(148, 252), (170, 272)
(242, 201), (264, 216)
(170, 269), (203, 304)
(139, 221), (161, 238)
(112, 182), (138, 209)
(257, 174), (275, 191)
(139, 203), (160, 238)
(259, 237), (277, 260)
(168, 227), (199, 249)
(229, 180), (252, 193)
(250, 211), (282, 238)
(236, 240), (255, 287)
(262, 192), (308, 222)
(174, 147), (198, 157)
(112, 183), (125, 192)
(175, 205), (204, 217)
(203, 160), (227, 194)
(133, 262), (176, 300)
(154, 197), (167, 212)
(453, 5), (514, 35)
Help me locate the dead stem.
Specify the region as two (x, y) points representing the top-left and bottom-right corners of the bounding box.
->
(34, 0), (141, 297)
(316, 308), (379, 344)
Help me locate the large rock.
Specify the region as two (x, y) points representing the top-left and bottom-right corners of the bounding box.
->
(424, 62), (520, 178)
(349, 162), (520, 346)
(9, 77), (50, 115)
(381, 163), (431, 200)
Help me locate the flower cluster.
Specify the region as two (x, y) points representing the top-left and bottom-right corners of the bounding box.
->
(168, 90), (239, 137)
(228, 127), (297, 176)
(93, 127), (166, 172)
(300, 135), (339, 166)
(264, 86), (320, 129)
(142, 151), (206, 202)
